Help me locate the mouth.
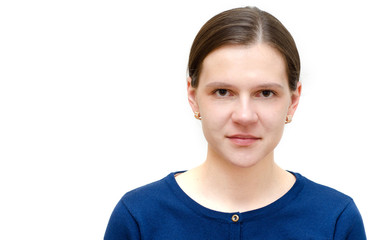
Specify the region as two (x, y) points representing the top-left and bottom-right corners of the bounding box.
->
(226, 134), (261, 146)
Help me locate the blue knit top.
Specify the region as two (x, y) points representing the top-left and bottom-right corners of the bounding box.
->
(104, 172), (366, 239)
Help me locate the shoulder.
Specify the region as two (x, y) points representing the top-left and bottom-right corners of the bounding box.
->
(104, 172), (180, 239)
(293, 173), (365, 227)
(285, 173), (366, 238)
(295, 172), (353, 205)
(118, 172), (180, 216)
(289, 172), (357, 223)
(123, 173), (173, 201)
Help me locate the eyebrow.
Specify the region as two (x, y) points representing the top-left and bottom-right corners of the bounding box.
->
(205, 81), (285, 90)
(255, 83), (284, 90)
(205, 82), (235, 89)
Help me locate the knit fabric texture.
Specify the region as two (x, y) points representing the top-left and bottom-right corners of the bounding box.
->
(105, 172), (366, 240)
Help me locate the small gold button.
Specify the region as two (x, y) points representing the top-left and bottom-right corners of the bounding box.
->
(231, 214), (239, 222)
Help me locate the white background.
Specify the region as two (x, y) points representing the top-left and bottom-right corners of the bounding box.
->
(1, 0), (368, 239)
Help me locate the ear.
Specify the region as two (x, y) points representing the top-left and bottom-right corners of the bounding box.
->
(187, 77), (199, 113)
(287, 82), (302, 117)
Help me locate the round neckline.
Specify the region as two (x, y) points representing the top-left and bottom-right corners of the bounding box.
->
(166, 171), (305, 223)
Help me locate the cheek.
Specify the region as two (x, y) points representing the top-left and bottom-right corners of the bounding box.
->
(199, 99), (230, 123)
(200, 118), (221, 149)
(202, 109), (228, 130)
(259, 104), (287, 131)
(199, 104), (230, 141)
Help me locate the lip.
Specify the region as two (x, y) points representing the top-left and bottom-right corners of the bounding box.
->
(226, 134), (261, 146)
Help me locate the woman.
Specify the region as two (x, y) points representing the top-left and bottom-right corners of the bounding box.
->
(105, 6), (366, 239)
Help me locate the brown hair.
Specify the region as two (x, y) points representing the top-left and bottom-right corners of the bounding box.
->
(188, 6), (300, 91)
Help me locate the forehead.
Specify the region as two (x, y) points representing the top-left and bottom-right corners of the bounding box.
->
(199, 44), (288, 88)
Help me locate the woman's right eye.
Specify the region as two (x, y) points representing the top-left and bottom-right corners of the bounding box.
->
(214, 89), (230, 97)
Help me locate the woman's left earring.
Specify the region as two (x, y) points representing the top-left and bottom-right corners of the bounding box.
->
(194, 112), (202, 120)
(285, 115), (292, 124)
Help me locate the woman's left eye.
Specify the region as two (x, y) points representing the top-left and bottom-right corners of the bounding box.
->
(258, 90), (275, 98)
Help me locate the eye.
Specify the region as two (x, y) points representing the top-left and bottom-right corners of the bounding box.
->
(257, 90), (276, 98)
(214, 89), (231, 97)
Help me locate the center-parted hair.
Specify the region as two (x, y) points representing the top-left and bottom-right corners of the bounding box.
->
(188, 7), (300, 91)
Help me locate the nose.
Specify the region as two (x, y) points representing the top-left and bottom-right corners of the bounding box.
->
(231, 97), (258, 125)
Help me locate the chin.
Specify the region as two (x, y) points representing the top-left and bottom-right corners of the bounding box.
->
(229, 158), (261, 169)
(222, 153), (265, 169)
(207, 141), (274, 169)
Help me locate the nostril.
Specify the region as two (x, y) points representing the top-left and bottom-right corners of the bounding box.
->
(231, 108), (258, 125)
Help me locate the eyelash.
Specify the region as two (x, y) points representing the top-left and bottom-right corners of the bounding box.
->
(212, 89), (277, 98)
(256, 90), (277, 98)
(213, 89), (232, 97)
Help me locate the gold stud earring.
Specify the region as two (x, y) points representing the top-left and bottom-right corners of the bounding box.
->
(194, 112), (202, 120)
(285, 115), (292, 124)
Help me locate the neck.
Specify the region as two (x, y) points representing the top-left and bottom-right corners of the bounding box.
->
(177, 147), (295, 212)
(202, 146), (277, 189)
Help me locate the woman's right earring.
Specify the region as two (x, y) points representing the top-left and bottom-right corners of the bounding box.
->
(194, 112), (202, 120)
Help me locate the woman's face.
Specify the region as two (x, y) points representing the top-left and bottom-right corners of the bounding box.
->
(188, 44), (301, 168)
